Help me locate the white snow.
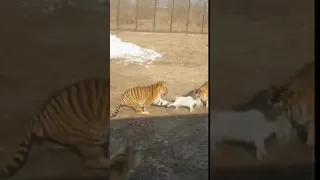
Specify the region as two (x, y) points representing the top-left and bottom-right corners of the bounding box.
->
(110, 34), (162, 66)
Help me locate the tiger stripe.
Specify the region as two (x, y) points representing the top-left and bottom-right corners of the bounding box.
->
(0, 78), (140, 178)
(110, 81), (168, 118)
(268, 62), (314, 146)
(193, 81), (209, 108)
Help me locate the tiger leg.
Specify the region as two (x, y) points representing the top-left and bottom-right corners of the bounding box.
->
(132, 104), (149, 115)
(77, 145), (110, 169)
(142, 103), (152, 115)
(205, 100), (209, 108)
(306, 121), (314, 147)
(296, 103), (312, 125)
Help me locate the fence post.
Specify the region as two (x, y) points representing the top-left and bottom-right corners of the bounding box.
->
(135, 0), (139, 31)
(169, 0), (175, 32)
(200, 1), (206, 34)
(185, 0), (191, 33)
(116, 0), (121, 30)
(153, 0), (158, 32)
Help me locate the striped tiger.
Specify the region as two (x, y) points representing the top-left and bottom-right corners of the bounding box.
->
(0, 78), (141, 178)
(193, 81), (209, 108)
(110, 81), (168, 118)
(268, 62), (314, 146)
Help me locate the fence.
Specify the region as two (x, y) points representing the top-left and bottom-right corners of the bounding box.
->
(110, 0), (208, 34)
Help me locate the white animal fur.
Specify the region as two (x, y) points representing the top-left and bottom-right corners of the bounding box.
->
(210, 109), (295, 160)
(167, 96), (202, 112)
(153, 96), (170, 106)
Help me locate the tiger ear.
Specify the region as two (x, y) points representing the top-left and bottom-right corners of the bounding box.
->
(193, 88), (197, 94)
(162, 81), (168, 86)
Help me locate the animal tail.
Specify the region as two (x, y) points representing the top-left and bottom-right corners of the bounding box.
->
(110, 104), (121, 118)
(0, 123), (34, 177)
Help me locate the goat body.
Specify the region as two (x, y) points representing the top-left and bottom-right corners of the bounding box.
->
(167, 96), (202, 112)
(210, 109), (294, 160)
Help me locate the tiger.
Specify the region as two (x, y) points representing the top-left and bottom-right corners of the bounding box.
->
(0, 78), (141, 178)
(193, 81), (209, 108)
(268, 62), (314, 146)
(269, 62), (314, 106)
(110, 81), (168, 118)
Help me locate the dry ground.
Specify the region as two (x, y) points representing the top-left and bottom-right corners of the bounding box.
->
(110, 32), (208, 119)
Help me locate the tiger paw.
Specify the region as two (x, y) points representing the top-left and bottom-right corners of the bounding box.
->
(139, 111), (150, 115)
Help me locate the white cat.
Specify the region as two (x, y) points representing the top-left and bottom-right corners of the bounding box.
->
(167, 96), (202, 112)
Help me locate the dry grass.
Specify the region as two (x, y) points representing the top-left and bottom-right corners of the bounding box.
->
(110, 0), (208, 34)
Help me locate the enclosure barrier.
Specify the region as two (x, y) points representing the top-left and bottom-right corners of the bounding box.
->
(110, 0), (208, 34)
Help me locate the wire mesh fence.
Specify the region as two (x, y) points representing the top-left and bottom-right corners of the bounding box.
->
(110, 0), (208, 34)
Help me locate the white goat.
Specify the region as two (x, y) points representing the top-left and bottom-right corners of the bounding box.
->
(210, 109), (295, 160)
(167, 96), (202, 112)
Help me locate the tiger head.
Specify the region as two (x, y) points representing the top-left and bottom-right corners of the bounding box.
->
(193, 88), (203, 100)
(268, 83), (294, 109)
(193, 86), (207, 101)
(155, 81), (168, 96)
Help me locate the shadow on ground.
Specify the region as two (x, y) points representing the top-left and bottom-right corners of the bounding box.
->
(111, 114), (209, 180)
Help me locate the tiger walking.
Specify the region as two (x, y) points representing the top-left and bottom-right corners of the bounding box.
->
(193, 81), (209, 108)
(0, 78), (141, 178)
(110, 81), (168, 118)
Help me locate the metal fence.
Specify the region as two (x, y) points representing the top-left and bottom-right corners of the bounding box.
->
(110, 0), (208, 34)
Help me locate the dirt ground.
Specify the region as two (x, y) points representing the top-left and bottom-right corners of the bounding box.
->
(110, 32), (208, 119)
